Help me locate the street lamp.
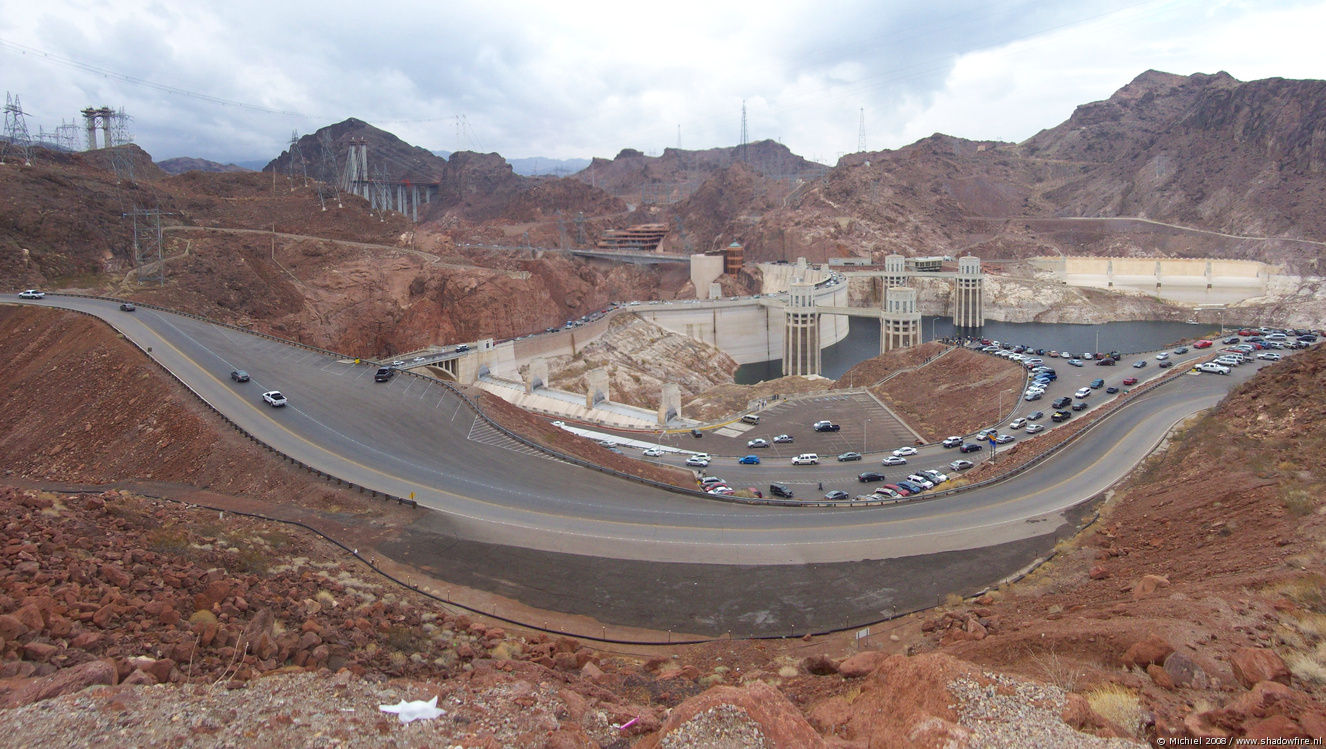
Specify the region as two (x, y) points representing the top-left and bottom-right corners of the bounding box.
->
(863, 418), (870, 454)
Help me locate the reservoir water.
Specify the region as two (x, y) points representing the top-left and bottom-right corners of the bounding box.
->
(735, 317), (1235, 384)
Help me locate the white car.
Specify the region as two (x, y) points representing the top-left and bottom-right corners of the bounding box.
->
(892, 446), (918, 457)
(881, 455), (908, 466)
(685, 455), (711, 467)
(949, 459), (974, 471)
(1025, 423), (1046, 434)
(642, 447), (664, 457)
(1257, 352), (1282, 361)
(1008, 418), (1027, 430)
(262, 391), (287, 407)
(905, 475), (934, 489)
(1074, 387), (1092, 399)
(791, 453), (819, 466)
(1067, 359), (1084, 367)
(1197, 362), (1231, 375)
(18, 289), (46, 299)
(921, 470), (949, 483)
(747, 438), (769, 448)
(995, 434), (1016, 444)
(1155, 352), (1170, 360)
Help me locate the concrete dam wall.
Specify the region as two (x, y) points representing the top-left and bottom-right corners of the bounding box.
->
(1032, 256), (1273, 304)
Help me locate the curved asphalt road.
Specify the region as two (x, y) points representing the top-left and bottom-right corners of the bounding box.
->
(7, 295), (1256, 568)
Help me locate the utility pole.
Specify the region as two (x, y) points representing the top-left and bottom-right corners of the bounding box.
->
(858, 107), (866, 153)
(739, 100), (748, 163)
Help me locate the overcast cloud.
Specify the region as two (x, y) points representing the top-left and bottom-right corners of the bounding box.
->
(2, 0), (1325, 165)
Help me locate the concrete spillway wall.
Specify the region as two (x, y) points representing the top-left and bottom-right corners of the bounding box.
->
(1031, 255), (1273, 305)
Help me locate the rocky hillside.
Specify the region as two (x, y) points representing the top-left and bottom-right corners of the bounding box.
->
(156, 157), (251, 175)
(540, 314), (739, 409)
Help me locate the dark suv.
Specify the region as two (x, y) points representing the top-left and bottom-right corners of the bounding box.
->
(813, 420), (841, 432)
(769, 483), (794, 498)
(959, 443), (983, 453)
(1051, 396), (1072, 409)
(374, 367), (395, 382)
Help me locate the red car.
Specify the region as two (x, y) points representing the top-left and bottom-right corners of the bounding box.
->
(1193, 340), (1213, 349)
(1123, 377), (1138, 386)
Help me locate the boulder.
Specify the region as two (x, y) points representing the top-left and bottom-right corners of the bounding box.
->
(1163, 651), (1210, 689)
(1088, 565), (1110, 580)
(837, 650), (889, 678)
(1122, 634), (1173, 669)
(0, 614), (30, 641)
(1, 658), (118, 708)
(1147, 664), (1174, 690)
(14, 604), (45, 631)
(638, 681), (824, 749)
(1230, 647), (1291, 689)
(1062, 692), (1107, 731)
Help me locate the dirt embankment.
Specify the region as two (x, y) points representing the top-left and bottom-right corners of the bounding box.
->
(836, 344), (1026, 441)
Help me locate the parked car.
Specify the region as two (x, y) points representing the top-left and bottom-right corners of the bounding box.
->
(1122, 377), (1138, 385)
(1051, 396), (1071, 409)
(895, 480), (925, 494)
(921, 470), (948, 484)
(1025, 423), (1046, 434)
(769, 483), (794, 498)
(791, 453), (819, 465)
(455, 344), (471, 352)
(995, 434), (1015, 444)
(942, 436), (964, 448)
(872, 487), (901, 499)
(1089, 379), (1104, 389)
(813, 421), (841, 432)
(642, 447), (664, 457)
(1155, 352), (1170, 360)
(685, 455), (710, 467)
(824, 490), (849, 501)
(1071, 401), (1088, 411)
(882, 483), (910, 497)
(837, 452), (863, 462)
(1026, 410), (1044, 421)
(892, 446), (918, 457)
(1074, 387), (1092, 399)
(1257, 352), (1282, 361)
(691, 429), (704, 438)
(1193, 340), (1213, 349)
(17, 289), (45, 299)
(905, 475), (934, 489)
(738, 455), (761, 465)
(1106, 386), (1119, 394)
(1158, 360), (1173, 368)
(881, 455), (908, 466)
(230, 369), (250, 383)
(1051, 410), (1072, 422)
(747, 438), (770, 448)
(1132, 360), (1147, 368)
(959, 443), (983, 453)
(374, 367), (395, 382)
(858, 471), (887, 482)
(1173, 346), (1189, 354)
(1197, 362), (1231, 374)
(1067, 359), (1084, 367)
(1008, 417), (1027, 430)
(1095, 358), (1115, 366)
(772, 434), (794, 444)
(262, 391), (288, 407)
(1024, 392), (1042, 401)
(949, 459), (974, 471)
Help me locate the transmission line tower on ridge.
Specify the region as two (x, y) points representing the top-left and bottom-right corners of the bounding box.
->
(858, 107), (866, 153)
(2, 92), (34, 166)
(287, 130), (309, 185)
(739, 100), (748, 163)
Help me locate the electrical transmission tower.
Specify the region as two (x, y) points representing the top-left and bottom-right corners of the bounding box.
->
(317, 130), (342, 208)
(2, 92), (34, 165)
(127, 208), (170, 285)
(55, 119), (80, 151)
(106, 107), (136, 183)
(286, 130), (310, 185)
(858, 107), (866, 153)
(739, 100), (748, 163)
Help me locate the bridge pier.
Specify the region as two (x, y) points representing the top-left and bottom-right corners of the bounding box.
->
(658, 383), (681, 425)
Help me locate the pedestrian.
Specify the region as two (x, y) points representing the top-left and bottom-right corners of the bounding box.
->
(818, 481), (823, 491)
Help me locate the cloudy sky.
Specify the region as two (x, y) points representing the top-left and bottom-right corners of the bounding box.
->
(2, 0), (1325, 166)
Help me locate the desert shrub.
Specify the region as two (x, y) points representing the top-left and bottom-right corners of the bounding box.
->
(1284, 487), (1319, 517)
(146, 527), (189, 554)
(1086, 683), (1142, 737)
